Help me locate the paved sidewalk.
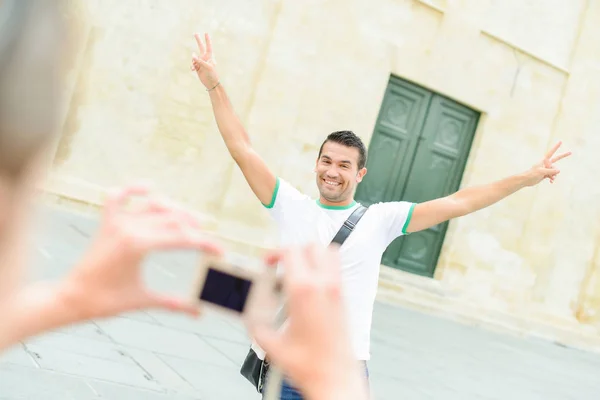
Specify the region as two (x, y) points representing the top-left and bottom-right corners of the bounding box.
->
(1, 207), (600, 399)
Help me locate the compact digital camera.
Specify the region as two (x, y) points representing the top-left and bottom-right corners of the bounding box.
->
(191, 255), (280, 323)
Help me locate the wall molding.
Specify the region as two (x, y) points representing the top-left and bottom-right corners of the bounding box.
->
(414, 0), (446, 14)
(480, 30), (570, 76)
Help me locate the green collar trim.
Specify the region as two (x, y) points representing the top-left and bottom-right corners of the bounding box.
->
(316, 199), (357, 210)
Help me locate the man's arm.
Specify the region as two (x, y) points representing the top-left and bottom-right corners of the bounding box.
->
(406, 173), (528, 233)
(192, 33), (276, 206)
(207, 85), (276, 206)
(406, 142), (571, 233)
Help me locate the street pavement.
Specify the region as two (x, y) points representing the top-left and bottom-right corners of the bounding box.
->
(1, 206), (599, 399)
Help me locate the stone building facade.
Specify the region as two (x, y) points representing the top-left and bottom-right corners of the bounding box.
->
(49, 0), (600, 348)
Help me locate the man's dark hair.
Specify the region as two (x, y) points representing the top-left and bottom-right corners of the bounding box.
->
(318, 130), (367, 170)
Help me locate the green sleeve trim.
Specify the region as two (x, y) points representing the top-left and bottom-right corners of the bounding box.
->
(262, 177), (280, 209)
(401, 203), (416, 235)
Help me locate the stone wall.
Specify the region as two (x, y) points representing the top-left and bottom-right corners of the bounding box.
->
(49, 0), (600, 332)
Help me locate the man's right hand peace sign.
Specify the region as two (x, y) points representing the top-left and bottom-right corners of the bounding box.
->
(191, 33), (220, 90)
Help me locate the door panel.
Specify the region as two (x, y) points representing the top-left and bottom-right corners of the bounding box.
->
(384, 95), (479, 276)
(356, 78), (432, 206)
(400, 97), (477, 202)
(382, 228), (441, 276)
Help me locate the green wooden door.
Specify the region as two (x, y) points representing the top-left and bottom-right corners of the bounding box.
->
(355, 79), (432, 205)
(356, 77), (479, 277)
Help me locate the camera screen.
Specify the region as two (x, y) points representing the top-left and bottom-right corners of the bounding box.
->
(199, 267), (253, 313)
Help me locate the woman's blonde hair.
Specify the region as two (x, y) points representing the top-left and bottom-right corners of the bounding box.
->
(0, 0), (66, 180)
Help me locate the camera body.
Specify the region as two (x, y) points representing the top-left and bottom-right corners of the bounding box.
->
(192, 255), (280, 323)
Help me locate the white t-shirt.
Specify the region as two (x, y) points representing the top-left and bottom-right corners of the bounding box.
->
(263, 177), (415, 360)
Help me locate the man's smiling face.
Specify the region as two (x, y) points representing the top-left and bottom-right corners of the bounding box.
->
(315, 141), (366, 205)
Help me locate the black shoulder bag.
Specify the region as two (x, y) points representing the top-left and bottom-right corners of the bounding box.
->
(240, 204), (369, 393)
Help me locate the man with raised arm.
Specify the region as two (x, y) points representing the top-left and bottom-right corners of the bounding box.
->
(191, 32), (571, 399)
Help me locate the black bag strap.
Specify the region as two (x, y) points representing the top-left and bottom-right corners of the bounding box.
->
(330, 204), (368, 246)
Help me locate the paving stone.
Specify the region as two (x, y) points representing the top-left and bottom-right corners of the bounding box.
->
(26, 331), (133, 364)
(122, 348), (197, 395)
(52, 321), (114, 343)
(95, 317), (234, 367)
(25, 342), (160, 390)
(0, 364), (97, 400)
(88, 379), (201, 400)
(157, 354), (260, 400)
(202, 337), (252, 366)
(148, 310), (250, 344)
(118, 311), (161, 324)
(0, 345), (38, 368)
